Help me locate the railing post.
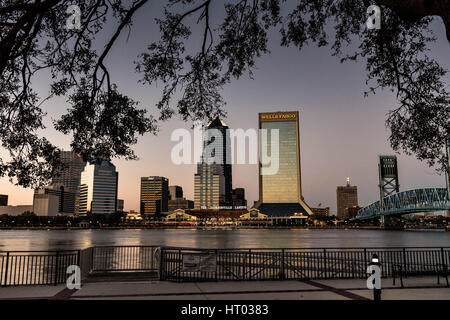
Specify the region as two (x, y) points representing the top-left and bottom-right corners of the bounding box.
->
(159, 247), (164, 281)
(403, 247), (407, 277)
(2, 252), (10, 286)
(323, 249), (327, 279)
(281, 249), (285, 280)
(364, 248), (367, 270)
(54, 251), (60, 286)
(248, 249), (252, 280)
(215, 249), (218, 282)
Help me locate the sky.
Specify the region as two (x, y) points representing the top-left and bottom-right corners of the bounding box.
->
(0, 2), (449, 215)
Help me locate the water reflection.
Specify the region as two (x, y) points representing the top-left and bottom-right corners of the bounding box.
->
(0, 229), (449, 251)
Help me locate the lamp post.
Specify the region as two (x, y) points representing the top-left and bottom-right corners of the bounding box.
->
(368, 253), (382, 301)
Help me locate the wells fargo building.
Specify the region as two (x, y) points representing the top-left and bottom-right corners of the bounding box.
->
(256, 111), (313, 216)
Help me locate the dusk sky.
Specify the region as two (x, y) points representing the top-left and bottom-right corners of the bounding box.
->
(0, 2), (449, 215)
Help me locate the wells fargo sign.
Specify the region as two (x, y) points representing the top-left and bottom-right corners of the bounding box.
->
(260, 112), (297, 121)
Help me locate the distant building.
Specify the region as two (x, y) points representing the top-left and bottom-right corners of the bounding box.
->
(345, 206), (362, 219)
(33, 193), (59, 216)
(0, 195), (8, 206)
(194, 117), (232, 209)
(51, 151), (86, 213)
(311, 207), (330, 217)
(169, 186), (183, 200)
(117, 199), (124, 212)
(336, 178), (358, 219)
(79, 160), (118, 215)
(140, 176), (169, 216)
(33, 187), (76, 215)
(0, 205), (33, 216)
(168, 198), (194, 211)
(254, 111), (313, 216)
(232, 188), (247, 208)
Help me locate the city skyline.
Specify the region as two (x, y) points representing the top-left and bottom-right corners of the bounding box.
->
(0, 4), (448, 214)
(0, 106), (447, 216)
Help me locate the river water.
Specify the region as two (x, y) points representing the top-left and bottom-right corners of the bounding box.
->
(0, 229), (449, 251)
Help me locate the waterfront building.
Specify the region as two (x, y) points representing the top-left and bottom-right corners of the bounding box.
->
(345, 206), (362, 219)
(194, 117), (232, 209)
(311, 207), (330, 217)
(140, 176), (169, 216)
(336, 177), (358, 219)
(169, 186), (183, 200)
(79, 160), (118, 215)
(33, 187), (76, 215)
(33, 192), (59, 216)
(232, 188), (247, 208)
(254, 111), (313, 216)
(0, 195), (8, 206)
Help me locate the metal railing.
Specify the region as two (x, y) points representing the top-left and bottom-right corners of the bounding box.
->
(160, 247), (450, 282)
(0, 250), (79, 286)
(91, 246), (160, 272)
(1, 246), (448, 285)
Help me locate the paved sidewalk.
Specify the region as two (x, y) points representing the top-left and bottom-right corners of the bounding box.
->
(0, 276), (449, 300)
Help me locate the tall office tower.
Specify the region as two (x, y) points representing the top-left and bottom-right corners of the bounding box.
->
(255, 111), (313, 216)
(194, 162), (226, 209)
(0, 195), (8, 206)
(140, 176), (169, 216)
(232, 188), (247, 208)
(169, 185), (183, 200)
(51, 151), (86, 191)
(336, 177), (358, 219)
(78, 160), (118, 215)
(194, 117), (232, 209)
(51, 151), (86, 213)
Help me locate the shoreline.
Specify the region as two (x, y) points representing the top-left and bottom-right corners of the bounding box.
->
(0, 226), (447, 231)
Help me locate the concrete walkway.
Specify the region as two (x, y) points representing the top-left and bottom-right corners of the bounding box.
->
(0, 276), (449, 300)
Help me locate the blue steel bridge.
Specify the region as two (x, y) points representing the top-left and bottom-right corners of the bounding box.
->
(355, 187), (450, 220)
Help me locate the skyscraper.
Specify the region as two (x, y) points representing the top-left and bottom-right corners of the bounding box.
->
(140, 176), (169, 216)
(51, 151), (86, 192)
(51, 151), (86, 213)
(336, 177), (358, 219)
(255, 111), (312, 216)
(78, 160), (118, 215)
(194, 117), (232, 209)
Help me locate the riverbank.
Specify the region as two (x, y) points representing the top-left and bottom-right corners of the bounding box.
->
(0, 225), (447, 231)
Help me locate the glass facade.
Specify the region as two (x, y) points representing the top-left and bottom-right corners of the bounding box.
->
(140, 176), (169, 215)
(260, 120), (299, 203)
(194, 117), (231, 209)
(79, 161), (118, 215)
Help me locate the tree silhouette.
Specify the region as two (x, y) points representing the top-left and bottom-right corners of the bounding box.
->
(0, 0), (449, 188)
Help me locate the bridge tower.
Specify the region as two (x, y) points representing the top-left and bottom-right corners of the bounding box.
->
(378, 155), (400, 226)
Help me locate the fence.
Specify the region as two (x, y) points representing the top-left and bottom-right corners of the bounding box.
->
(0, 250), (80, 286)
(1, 246), (448, 285)
(160, 247), (450, 282)
(91, 246), (160, 272)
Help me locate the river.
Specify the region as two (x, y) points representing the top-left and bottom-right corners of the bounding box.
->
(0, 229), (449, 251)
